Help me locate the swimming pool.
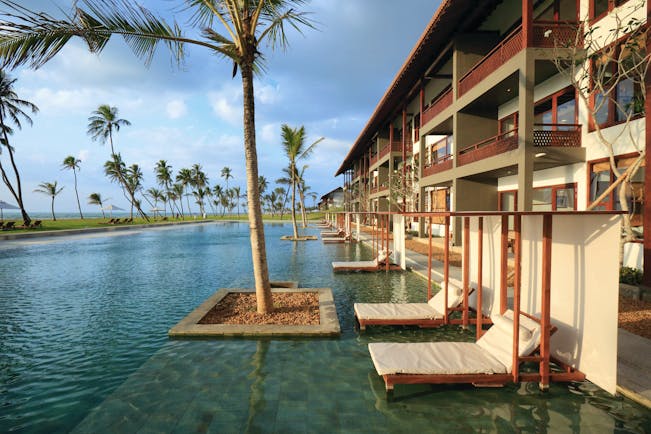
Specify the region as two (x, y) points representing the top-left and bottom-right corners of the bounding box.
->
(1, 222), (650, 433)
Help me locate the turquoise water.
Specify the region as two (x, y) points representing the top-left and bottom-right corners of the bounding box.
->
(0, 222), (650, 433)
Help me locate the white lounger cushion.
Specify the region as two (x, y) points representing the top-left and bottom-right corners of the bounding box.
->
(354, 303), (441, 320)
(427, 282), (464, 313)
(477, 310), (541, 371)
(369, 342), (507, 376)
(332, 260), (377, 269)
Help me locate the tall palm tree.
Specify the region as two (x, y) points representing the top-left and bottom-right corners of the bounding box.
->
(88, 192), (105, 218)
(233, 186), (242, 218)
(221, 166), (233, 192)
(191, 163), (209, 216)
(0, 0), (314, 314)
(176, 167), (193, 217)
(155, 159), (173, 215)
(87, 105), (148, 220)
(62, 155), (83, 219)
(213, 184), (225, 216)
(0, 70), (38, 225)
(34, 181), (63, 221)
(258, 176), (268, 196)
(280, 124), (323, 239)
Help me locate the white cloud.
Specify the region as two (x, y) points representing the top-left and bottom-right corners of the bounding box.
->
(256, 83), (280, 105)
(260, 123), (280, 143)
(78, 149), (90, 163)
(165, 99), (187, 119)
(208, 85), (242, 125)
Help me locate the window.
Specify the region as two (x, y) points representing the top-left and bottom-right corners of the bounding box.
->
(591, 35), (645, 128)
(531, 184), (576, 212)
(499, 114), (517, 137)
(534, 87), (577, 130)
(590, 0), (630, 20)
(589, 155), (645, 231)
(429, 136), (452, 165)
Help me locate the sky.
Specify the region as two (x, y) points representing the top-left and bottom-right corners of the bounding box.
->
(1, 0), (440, 214)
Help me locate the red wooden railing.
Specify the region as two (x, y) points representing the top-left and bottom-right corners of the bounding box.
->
(532, 21), (581, 48)
(423, 157), (453, 177)
(370, 185), (389, 195)
(370, 153), (378, 166)
(534, 124), (581, 147)
(458, 26), (523, 97)
(458, 129), (519, 166)
(458, 21), (580, 98)
(422, 88), (453, 125)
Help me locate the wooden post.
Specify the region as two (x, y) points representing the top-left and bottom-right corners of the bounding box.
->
(462, 217), (470, 327)
(385, 214), (390, 272)
(476, 217), (483, 340)
(512, 214), (522, 382)
(500, 215), (508, 314)
(444, 215), (450, 323)
(540, 214), (552, 391)
(644, 0), (651, 286)
(522, 0), (533, 48)
(428, 216), (433, 300)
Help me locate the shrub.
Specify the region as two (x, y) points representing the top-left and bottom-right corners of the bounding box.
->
(620, 266), (643, 285)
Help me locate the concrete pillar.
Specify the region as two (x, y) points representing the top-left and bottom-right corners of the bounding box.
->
(517, 51), (535, 211)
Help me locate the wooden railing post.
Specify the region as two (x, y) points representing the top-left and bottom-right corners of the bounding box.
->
(444, 215), (450, 324)
(512, 214), (522, 382)
(476, 217), (483, 340)
(540, 214), (552, 390)
(500, 214), (508, 314)
(462, 217), (470, 328)
(428, 216), (433, 300)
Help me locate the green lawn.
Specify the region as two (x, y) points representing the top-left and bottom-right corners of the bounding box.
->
(1, 212), (326, 233)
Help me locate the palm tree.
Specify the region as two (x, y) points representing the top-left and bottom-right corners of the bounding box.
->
(155, 160), (173, 215)
(146, 187), (165, 214)
(88, 192), (105, 218)
(62, 155), (83, 219)
(172, 183), (186, 219)
(233, 186), (242, 218)
(221, 167), (233, 192)
(191, 164), (209, 217)
(258, 176), (269, 196)
(87, 105), (148, 221)
(34, 181), (63, 221)
(280, 124), (323, 239)
(0, 0), (314, 314)
(0, 70), (38, 225)
(176, 168), (193, 217)
(213, 184), (225, 216)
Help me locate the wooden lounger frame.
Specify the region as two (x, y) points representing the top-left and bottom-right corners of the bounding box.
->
(370, 212), (588, 395)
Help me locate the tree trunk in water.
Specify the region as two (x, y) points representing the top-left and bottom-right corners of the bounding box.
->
(299, 189), (307, 228)
(241, 62), (272, 314)
(291, 167), (298, 239)
(74, 169), (84, 219)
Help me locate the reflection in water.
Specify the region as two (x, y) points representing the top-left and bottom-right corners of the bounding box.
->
(245, 340), (270, 432)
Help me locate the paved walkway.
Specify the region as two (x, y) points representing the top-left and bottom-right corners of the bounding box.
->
(352, 230), (651, 408)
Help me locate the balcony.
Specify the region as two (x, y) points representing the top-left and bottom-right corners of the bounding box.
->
(370, 184), (389, 195)
(423, 156), (453, 177)
(458, 21), (580, 97)
(422, 88), (452, 126)
(534, 124), (581, 147)
(458, 130), (518, 166)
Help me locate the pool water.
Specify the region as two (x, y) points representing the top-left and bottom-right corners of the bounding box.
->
(0, 222), (650, 433)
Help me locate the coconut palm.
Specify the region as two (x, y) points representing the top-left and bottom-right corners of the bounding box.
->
(146, 187), (164, 209)
(0, 0), (314, 313)
(233, 186), (242, 218)
(34, 181), (63, 221)
(87, 105), (148, 220)
(0, 70), (38, 226)
(221, 167), (233, 192)
(172, 183), (186, 218)
(155, 159), (173, 214)
(176, 168), (193, 217)
(62, 155), (83, 219)
(87, 105), (131, 156)
(88, 192), (105, 218)
(280, 124), (323, 239)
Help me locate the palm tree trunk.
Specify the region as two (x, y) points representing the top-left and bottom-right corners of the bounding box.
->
(241, 61), (272, 314)
(109, 135), (148, 221)
(50, 196), (55, 221)
(299, 188), (307, 228)
(291, 167), (298, 239)
(73, 169), (84, 219)
(0, 111), (30, 225)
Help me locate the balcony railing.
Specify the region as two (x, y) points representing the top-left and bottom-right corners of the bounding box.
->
(458, 26), (523, 97)
(422, 88), (453, 125)
(369, 153), (378, 166)
(458, 21), (580, 98)
(532, 21), (581, 48)
(458, 129), (519, 166)
(534, 124), (581, 147)
(370, 184), (389, 195)
(423, 156), (453, 177)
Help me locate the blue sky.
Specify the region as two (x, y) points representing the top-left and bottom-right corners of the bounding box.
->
(2, 0), (439, 213)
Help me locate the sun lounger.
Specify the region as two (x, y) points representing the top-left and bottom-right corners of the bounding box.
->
(2, 221), (16, 230)
(368, 310), (543, 393)
(322, 232), (354, 243)
(354, 282), (469, 330)
(332, 250), (400, 272)
(30, 220), (42, 229)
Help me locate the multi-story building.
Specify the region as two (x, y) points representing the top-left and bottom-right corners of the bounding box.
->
(336, 0), (649, 273)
